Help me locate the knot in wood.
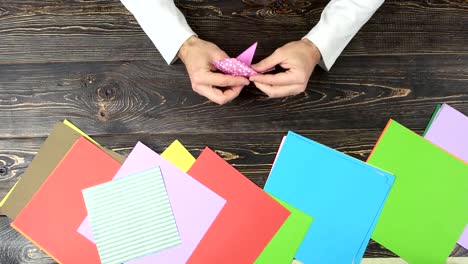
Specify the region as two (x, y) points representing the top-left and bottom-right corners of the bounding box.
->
(81, 74), (96, 88)
(274, 0), (286, 8)
(97, 85), (117, 101)
(98, 108), (109, 121)
(0, 165), (8, 177)
(273, 0), (289, 12)
(86, 75), (95, 84)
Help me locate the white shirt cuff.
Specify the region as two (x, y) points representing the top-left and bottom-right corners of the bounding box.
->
(121, 0), (196, 65)
(304, 0), (385, 71)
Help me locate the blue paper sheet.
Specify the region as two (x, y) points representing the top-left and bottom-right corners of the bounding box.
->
(264, 132), (395, 264)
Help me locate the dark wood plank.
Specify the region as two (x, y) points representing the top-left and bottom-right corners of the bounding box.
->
(0, 0), (161, 65)
(0, 0), (466, 64)
(0, 217), (54, 264)
(0, 55), (466, 137)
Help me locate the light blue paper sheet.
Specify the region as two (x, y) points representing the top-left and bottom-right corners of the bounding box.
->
(264, 132), (395, 264)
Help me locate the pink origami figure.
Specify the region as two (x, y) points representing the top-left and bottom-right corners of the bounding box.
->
(213, 58), (259, 77)
(213, 42), (260, 77)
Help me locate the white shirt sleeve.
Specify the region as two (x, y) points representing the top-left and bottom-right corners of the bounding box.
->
(304, 0), (384, 71)
(120, 0), (196, 65)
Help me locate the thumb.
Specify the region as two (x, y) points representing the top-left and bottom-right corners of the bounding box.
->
(209, 43), (230, 62)
(214, 50), (230, 61)
(251, 50), (284, 72)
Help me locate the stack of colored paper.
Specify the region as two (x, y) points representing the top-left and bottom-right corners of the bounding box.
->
(0, 103), (466, 264)
(0, 120), (304, 264)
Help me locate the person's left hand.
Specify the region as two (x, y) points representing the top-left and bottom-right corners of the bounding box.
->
(249, 39), (321, 98)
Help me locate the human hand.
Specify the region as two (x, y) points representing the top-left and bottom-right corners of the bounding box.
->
(249, 39), (321, 98)
(178, 36), (250, 105)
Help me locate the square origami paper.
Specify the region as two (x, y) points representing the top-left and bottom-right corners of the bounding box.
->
(264, 131), (395, 264)
(368, 119), (468, 264)
(83, 167), (181, 264)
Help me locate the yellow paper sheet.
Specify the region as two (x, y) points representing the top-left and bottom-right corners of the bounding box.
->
(161, 140), (196, 172)
(0, 181), (18, 208)
(63, 119), (99, 145)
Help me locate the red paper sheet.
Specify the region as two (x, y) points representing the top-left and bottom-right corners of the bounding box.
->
(186, 147), (290, 264)
(11, 137), (121, 264)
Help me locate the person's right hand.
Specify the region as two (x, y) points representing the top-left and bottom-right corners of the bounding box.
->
(178, 36), (250, 105)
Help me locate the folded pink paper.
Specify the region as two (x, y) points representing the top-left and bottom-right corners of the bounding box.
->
(214, 58), (259, 77)
(237, 42), (257, 65)
(214, 42), (260, 77)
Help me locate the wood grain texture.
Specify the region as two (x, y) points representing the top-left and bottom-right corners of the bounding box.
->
(0, 0), (467, 65)
(0, 55), (467, 137)
(0, 217), (54, 264)
(0, 0), (467, 262)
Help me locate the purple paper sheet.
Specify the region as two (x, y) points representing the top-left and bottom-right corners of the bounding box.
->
(424, 103), (468, 248)
(77, 142), (226, 263)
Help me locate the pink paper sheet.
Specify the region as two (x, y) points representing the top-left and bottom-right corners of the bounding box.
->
(237, 42), (257, 65)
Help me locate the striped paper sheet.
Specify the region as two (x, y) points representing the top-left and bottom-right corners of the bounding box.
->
(83, 167), (180, 264)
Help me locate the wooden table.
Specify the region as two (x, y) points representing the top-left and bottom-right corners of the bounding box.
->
(0, 0), (467, 262)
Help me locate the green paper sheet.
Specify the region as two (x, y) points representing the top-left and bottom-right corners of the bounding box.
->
(423, 104), (442, 136)
(255, 195), (313, 264)
(368, 119), (468, 264)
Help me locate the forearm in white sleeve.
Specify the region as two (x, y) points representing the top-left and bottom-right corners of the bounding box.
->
(304, 0), (384, 71)
(120, 0), (196, 64)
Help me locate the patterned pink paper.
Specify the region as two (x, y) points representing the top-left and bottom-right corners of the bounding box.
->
(213, 58), (259, 77)
(213, 42), (260, 77)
